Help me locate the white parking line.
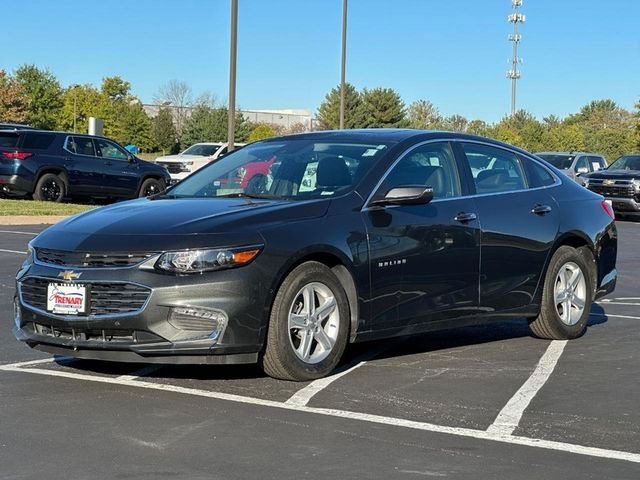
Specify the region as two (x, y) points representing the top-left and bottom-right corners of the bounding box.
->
(597, 301), (640, 306)
(285, 342), (396, 407)
(1, 362), (638, 464)
(0, 249), (26, 255)
(591, 312), (640, 320)
(116, 365), (162, 381)
(0, 230), (37, 236)
(487, 340), (567, 436)
(0, 356), (73, 368)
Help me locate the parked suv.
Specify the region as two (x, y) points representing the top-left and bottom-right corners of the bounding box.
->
(0, 129), (170, 201)
(155, 142), (245, 185)
(583, 154), (640, 218)
(536, 152), (607, 185)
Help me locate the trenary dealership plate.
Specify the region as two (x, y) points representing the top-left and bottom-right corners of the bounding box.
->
(46, 283), (87, 315)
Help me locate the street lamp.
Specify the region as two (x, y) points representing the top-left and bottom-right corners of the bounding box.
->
(69, 84), (80, 133)
(228, 0), (238, 151)
(339, 0), (348, 130)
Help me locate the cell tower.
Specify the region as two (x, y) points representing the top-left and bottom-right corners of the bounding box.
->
(507, 0), (525, 115)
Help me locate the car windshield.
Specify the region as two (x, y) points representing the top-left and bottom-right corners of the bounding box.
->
(167, 138), (392, 200)
(607, 155), (640, 171)
(182, 144), (221, 156)
(538, 154), (574, 170)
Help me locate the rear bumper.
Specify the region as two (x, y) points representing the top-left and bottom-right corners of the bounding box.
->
(594, 268), (617, 301)
(0, 174), (33, 195)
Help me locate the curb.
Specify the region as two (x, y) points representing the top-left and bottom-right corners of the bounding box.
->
(0, 216), (67, 225)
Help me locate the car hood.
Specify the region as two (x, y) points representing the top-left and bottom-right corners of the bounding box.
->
(155, 154), (209, 162)
(585, 170), (640, 181)
(33, 197), (330, 252)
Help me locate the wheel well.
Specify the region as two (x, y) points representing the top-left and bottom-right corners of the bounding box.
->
(35, 169), (68, 192)
(277, 252), (360, 343)
(550, 235), (597, 295)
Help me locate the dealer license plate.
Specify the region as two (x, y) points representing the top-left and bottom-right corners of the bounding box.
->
(47, 283), (87, 315)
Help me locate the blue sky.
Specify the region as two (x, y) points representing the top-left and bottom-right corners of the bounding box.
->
(5, 0), (639, 122)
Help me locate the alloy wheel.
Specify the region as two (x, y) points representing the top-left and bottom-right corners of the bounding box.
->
(553, 261), (587, 326)
(41, 179), (61, 201)
(287, 282), (340, 364)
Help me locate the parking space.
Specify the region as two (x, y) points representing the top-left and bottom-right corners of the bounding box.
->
(1, 222), (639, 478)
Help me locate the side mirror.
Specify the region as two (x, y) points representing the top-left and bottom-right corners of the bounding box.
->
(369, 186), (433, 207)
(576, 167), (589, 175)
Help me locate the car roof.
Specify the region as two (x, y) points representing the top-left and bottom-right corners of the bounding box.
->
(535, 151), (600, 156)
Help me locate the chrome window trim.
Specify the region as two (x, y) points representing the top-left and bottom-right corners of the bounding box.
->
(17, 276), (153, 320)
(362, 138), (562, 211)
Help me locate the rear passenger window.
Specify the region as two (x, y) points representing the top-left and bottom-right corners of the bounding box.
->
(70, 137), (96, 156)
(525, 159), (556, 187)
(22, 133), (55, 149)
(461, 143), (527, 194)
(382, 142), (461, 199)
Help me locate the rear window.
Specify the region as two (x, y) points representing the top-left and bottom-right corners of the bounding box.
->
(21, 132), (56, 150)
(0, 132), (19, 148)
(537, 154), (574, 170)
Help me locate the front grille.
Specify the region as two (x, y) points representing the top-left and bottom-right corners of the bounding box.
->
(22, 323), (164, 344)
(35, 248), (154, 268)
(588, 185), (635, 198)
(157, 162), (185, 174)
(20, 278), (151, 316)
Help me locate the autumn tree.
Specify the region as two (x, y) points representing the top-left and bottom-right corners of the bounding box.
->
(14, 64), (62, 129)
(407, 100), (442, 129)
(0, 70), (27, 123)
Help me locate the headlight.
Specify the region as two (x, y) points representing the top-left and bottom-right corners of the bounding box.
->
(633, 179), (640, 191)
(155, 246), (262, 274)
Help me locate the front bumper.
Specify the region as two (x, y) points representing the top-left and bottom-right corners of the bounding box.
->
(13, 260), (268, 364)
(593, 195), (640, 215)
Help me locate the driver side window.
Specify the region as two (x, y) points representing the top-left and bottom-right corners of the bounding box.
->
(382, 142), (461, 199)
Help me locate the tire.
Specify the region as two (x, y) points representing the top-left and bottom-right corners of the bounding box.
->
(262, 261), (350, 381)
(246, 174), (267, 194)
(529, 246), (593, 340)
(138, 178), (165, 198)
(33, 173), (66, 202)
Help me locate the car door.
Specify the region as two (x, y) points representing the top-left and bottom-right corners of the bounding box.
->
(455, 141), (560, 312)
(364, 141), (480, 332)
(93, 137), (140, 196)
(64, 135), (103, 194)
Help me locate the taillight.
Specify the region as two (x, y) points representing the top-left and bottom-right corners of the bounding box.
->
(2, 151), (33, 160)
(601, 200), (615, 220)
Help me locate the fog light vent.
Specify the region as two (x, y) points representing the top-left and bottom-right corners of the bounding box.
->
(168, 306), (228, 341)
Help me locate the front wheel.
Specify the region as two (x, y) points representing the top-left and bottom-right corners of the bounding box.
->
(138, 178), (165, 198)
(529, 246), (593, 340)
(262, 261), (349, 381)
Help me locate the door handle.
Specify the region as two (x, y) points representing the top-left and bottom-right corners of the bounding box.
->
(531, 204), (552, 215)
(454, 212), (477, 223)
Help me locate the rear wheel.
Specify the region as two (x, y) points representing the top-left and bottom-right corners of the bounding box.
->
(262, 261), (349, 381)
(33, 173), (66, 202)
(138, 178), (165, 197)
(529, 246), (593, 339)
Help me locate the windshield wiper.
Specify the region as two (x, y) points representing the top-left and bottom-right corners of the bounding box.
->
(217, 192), (279, 200)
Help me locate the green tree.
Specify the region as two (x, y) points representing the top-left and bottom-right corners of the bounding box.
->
(118, 102), (153, 149)
(441, 114), (469, 133)
(181, 106), (252, 146)
(407, 99), (442, 129)
(249, 123), (276, 142)
(467, 119), (489, 136)
(58, 84), (106, 133)
(153, 107), (177, 154)
(316, 83), (363, 130)
(540, 124), (585, 152)
(0, 70), (27, 123)
(14, 64), (63, 129)
(359, 87), (407, 128)
(101, 76), (131, 101)
(585, 128), (635, 162)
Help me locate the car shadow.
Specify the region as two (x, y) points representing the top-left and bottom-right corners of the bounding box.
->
(52, 308), (610, 382)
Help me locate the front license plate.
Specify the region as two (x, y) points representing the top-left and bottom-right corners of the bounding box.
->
(47, 283), (87, 315)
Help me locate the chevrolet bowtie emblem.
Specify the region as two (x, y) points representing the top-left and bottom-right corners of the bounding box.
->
(604, 179), (615, 185)
(58, 270), (81, 281)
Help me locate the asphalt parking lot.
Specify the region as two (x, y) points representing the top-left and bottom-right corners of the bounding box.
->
(1, 222), (639, 479)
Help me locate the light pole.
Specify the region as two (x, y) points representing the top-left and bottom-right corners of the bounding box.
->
(339, 0), (348, 129)
(69, 84), (80, 133)
(506, 0), (525, 115)
(228, 0), (238, 151)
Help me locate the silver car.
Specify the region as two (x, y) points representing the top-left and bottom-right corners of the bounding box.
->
(536, 152), (607, 185)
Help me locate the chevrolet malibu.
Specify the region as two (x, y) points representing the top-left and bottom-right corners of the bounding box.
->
(14, 130), (618, 381)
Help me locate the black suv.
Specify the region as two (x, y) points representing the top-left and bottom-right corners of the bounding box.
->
(0, 129), (170, 201)
(584, 154), (640, 218)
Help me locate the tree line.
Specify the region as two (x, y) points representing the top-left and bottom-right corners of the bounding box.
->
(317, 83), (640, 161)
(0, 65), (298, 153)
(1, 65), (638, 161)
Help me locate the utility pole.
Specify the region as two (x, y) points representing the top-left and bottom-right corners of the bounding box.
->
(228, 0), (238, 151)
(339, 0), (348, 129)
(506, 0), (525, 115)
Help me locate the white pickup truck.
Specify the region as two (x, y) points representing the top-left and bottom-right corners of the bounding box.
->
(154, 142), (245, 184)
